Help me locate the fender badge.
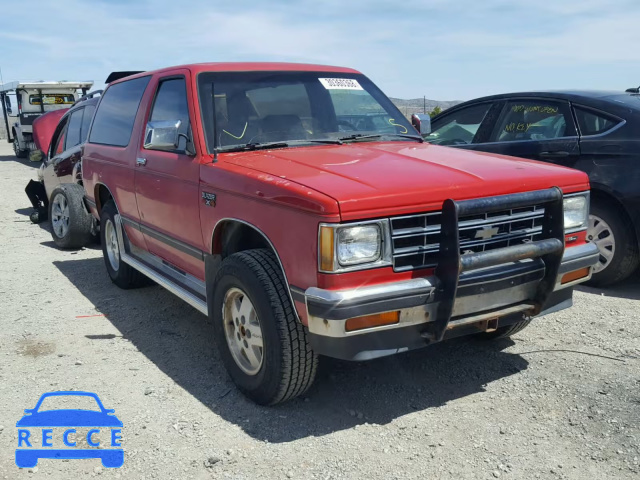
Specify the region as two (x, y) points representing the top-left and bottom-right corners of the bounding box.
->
(202, 192), (216, 207)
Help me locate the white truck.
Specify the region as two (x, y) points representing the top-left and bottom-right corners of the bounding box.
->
(0, 81), (93, 158)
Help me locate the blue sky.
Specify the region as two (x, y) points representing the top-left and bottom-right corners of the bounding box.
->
(1, 0), (638, 100)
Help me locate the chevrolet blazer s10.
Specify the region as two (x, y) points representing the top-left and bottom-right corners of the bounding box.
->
(79, 63), (599, 404)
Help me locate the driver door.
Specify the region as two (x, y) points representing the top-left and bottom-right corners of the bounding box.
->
(133, 72), (204, 279)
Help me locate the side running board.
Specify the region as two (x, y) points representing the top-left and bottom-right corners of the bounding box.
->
(114, 214), (208, 315)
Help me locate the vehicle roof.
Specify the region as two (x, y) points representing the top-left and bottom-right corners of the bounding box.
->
(111, 62), (361, 85)
(0, 81), (94, 92)
(450, 90), (640, 111)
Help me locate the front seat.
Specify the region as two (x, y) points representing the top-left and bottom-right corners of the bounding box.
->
(260, 115), (308, 142)
(220, 93), (259, 146)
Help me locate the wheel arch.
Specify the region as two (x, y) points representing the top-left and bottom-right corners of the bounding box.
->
(94, 182), (116, 216)
(208, 218), (300, 321)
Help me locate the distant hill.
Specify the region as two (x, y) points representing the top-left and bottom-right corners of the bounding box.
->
(390, 97), (463, 117)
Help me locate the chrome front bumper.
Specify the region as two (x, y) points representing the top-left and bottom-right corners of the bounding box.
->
(305, 242), (599, 360)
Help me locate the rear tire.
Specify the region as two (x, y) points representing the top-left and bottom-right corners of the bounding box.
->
(211, 249), (318, 405)
(13, 139), (27, 158)
(479, 319), (531, 340)
(585, 200), (639, 287)
(48, 184), (93, 249)
(100, 200), (148, 289)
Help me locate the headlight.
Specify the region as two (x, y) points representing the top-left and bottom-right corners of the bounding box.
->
(319, 221), (392, 272)
(337, 225), (381, 265)
(563, 193), (589, 231)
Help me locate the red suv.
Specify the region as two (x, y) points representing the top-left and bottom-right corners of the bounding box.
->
(81, 63), (598, 404)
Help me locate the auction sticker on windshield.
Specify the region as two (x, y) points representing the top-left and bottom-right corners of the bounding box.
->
(319, 78), (363, 90)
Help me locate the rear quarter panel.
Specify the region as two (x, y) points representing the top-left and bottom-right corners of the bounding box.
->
(82, 81), (151, 250)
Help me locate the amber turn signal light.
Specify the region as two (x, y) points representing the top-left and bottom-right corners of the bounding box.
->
(345, 311), (400, 332)
(319, 226), (335, 272)
(561, 267), (591, 285)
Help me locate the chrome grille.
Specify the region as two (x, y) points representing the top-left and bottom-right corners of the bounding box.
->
(390, 205), (546, 272)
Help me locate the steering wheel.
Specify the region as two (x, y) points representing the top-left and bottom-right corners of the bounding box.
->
(337, 120), (358, 132)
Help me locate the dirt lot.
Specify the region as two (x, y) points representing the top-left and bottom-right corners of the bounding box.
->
(0, 143), (638, 480)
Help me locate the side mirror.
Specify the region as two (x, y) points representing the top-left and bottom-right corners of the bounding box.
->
(144, 120), (181, 151)
(29, 149), (44, 163)
(411, 114), (431, 136)
(4, 96), (12, 115)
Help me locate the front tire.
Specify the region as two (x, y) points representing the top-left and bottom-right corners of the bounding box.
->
(100, 200), (148, 289)
(48, 184), (93, 249)
(586, 200), (639, 287)
(479, 319), (531, 340)
(211, 249), (318, 405)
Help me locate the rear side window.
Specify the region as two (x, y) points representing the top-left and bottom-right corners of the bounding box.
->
(80, 104), (96, 142)
(30, 94), (74, 105)
(493, 100), (573, 141)
(89, 76), (150, 147)
(64, 109), (84, 150)
(574, 106), (620, 136)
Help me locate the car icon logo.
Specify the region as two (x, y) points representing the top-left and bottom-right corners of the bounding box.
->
(15, 391), (123, 468)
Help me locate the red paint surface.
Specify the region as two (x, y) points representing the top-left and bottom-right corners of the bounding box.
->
(32, 109), (68, 153)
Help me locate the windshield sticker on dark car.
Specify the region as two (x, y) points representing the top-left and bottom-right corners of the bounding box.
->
(504, 122), (534, 133)
(318, 78), (363, 90)
(510, 105), (559, 114)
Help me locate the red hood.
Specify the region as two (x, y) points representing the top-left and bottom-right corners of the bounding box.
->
(221, 142), (589, 220)
(32, 108), (68, 154)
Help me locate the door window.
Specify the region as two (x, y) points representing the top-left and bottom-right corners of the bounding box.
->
(425, 103), (492, 145)
(148, 77), (190, 151)
(574, 106), (620, 136)
(64, 108), (84, 150)
(50, 119), (68, 157)
(493, 100), (573, 142)
(80, 104), (96, 142)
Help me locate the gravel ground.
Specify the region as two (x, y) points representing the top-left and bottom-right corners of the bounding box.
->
(0, 143), (638, 479)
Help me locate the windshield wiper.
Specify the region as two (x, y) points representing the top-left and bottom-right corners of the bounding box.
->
(339, 133), (424, 143)
(217, 141), (290, 153)
(217, 138), (342, 153)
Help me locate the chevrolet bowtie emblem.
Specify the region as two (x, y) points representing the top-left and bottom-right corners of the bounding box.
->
(475, 226), (499, 240)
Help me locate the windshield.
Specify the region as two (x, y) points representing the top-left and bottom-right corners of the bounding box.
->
(197, 71), (415, 151)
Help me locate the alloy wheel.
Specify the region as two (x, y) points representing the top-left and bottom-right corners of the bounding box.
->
(51, 193), (70, 239)
(588, 214), (615, 274)
(222, 287), (264, 375)
(104, 219), (120, 271)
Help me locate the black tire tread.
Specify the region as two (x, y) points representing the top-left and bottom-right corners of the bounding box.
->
(13, 140), (27, 158)
(215, 249), (317, 404)
(48, 184), (93, 249)
(480, 319), (532, 340)
(587, 201), (639, 287)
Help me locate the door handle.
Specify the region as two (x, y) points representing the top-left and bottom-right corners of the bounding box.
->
(540, 151), (570, 158)
(136, 157), (147, 166)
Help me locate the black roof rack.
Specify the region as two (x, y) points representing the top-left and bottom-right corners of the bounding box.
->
(105, 71), (144, 84)
(73, 89), (103, 106)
